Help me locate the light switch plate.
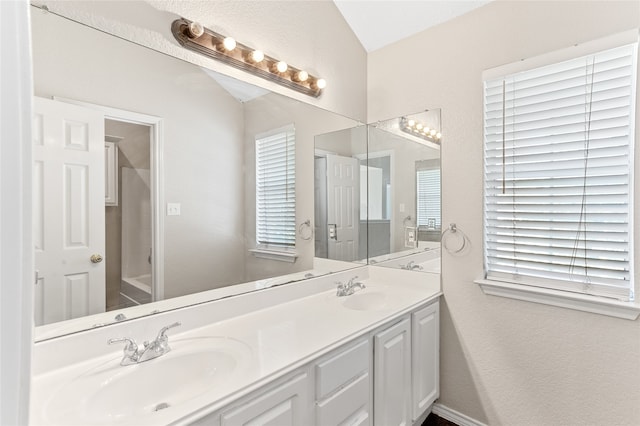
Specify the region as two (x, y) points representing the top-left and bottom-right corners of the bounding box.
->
(167, 203), (181, 216)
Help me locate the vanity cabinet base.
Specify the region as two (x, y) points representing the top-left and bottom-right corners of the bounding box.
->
(189, 299), (439, 426)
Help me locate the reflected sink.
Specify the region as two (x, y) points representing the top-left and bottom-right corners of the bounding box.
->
(42, 336), (252, 425)
(341, 291), (389, 311)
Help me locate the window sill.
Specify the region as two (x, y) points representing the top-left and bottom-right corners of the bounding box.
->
(249, 248), (298, 263)
(475, 279), (640, 320)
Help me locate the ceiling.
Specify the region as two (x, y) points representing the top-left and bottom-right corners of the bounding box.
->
(333, 0), (492, 52)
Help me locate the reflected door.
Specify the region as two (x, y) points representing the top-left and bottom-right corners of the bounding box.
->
(33, 97), (106, 325)
(326, 154), (359, 261)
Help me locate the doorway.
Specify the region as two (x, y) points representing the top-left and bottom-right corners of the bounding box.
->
(34, 97), (164, 326)
(105, 119), (152, 310)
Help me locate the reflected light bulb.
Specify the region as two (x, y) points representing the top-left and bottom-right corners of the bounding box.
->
(430, 129), (437, 136)
(222, 37), (236, 51)
(436, 132), (442, 139)
(251, 50), (264, 63)
(276, 61), (288, 73)
(416, 123), (423, 130)
(187, 21), (204, 38)
(296, 70), (309, 82)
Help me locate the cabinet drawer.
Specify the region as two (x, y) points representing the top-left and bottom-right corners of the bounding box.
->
(316, 373), (370, 426)
(315, 339), (369, 399)
(220, 371), (310, 426)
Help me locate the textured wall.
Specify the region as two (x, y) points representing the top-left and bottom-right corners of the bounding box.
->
(32, 0), (367, 122)
(369, 1), (640, 425)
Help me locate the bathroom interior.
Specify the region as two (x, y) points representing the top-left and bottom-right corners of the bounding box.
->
(1, 1), (639, 425)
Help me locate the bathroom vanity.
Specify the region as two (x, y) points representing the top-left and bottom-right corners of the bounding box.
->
(30, 266), (440, 425)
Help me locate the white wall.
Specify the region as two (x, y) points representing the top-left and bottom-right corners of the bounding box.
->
(369, 1), (640, 424)
(32, 11), (247, 300)
(31, 0), (367, 122)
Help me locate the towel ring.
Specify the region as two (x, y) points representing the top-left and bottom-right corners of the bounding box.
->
(441, 223), (469, 254)
(299, 220), (313, 240)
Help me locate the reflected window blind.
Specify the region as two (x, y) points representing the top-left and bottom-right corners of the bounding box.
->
(256, 125), (296, 248)
(483, 43), (636, 301)
(416, 168), (441, 230)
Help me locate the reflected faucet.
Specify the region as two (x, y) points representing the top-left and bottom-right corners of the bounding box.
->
(108, 322), (181, 366)
(336, 276), (366, 297)
(400, 261), (423, 271)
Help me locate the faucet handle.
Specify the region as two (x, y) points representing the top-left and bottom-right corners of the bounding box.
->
(108, 337), (138, 352)
(348, 276), (359, 285)
(156, 322), (181, 341)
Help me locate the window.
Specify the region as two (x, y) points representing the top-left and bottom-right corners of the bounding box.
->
(255, 125), (296, 250)
(483, 41), (637, 302)
(416, 160), (441, 231)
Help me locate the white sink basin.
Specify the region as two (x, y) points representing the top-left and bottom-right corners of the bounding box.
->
(41, 336), (252, 425)
(341, 291), (389, 311)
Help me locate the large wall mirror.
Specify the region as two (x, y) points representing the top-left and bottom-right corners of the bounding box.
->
(366, 111), (442, 273)
(31, 8), (365, 340)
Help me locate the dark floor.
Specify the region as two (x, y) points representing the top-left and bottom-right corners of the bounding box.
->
(422, 412), (459, 426)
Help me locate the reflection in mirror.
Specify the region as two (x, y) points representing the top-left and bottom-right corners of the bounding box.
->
(31, 8), (364, 340)
(366, 110), (442, 273)
(314, 126), (368, 263)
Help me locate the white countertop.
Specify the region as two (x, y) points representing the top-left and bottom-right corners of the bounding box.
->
(30, 266), (441, 426)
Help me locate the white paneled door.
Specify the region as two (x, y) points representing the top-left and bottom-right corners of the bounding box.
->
(326, 154), (359, 262)
(33, 97), (106, 325)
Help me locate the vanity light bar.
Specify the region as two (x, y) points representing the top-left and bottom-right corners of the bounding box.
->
(171, 18), (326, 98)
(400, 117), (442, 143)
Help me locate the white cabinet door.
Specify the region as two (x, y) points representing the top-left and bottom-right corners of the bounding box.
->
(412, 301), (440, 421)
(373, 318), (411, 426)
(221, 372), (311, 426)
(104, 141), (118, 206)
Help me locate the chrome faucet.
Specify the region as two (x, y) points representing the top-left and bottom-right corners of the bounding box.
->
(336, 276), (366, 297)
(401, 260), (423, 271)
(108, 322), (181, 366)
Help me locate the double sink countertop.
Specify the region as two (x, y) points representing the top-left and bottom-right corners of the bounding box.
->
(30, 265), (441, 425)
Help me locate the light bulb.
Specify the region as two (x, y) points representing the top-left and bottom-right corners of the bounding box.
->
(416, 123), (423, 130)
(430, 129), (437, 136)
(424, 127), (430, 134)
(295, 70), (309, 82)
(250, 50), (264, 63)
(187, 21), (204, 38)
(407, 119), (415, 128)
(222, 37), (236, 51)
(316, 78), (327, 89)
(276, 61), (288, 73)
(436, 132), (442, 139)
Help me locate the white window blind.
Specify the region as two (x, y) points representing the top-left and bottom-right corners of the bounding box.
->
(256, 125), (296, 248)
(483, 43), (637, 301)
(416, 168), (441, 230)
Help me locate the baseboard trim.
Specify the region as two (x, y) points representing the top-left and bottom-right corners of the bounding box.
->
(432, 403), (487, 426)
